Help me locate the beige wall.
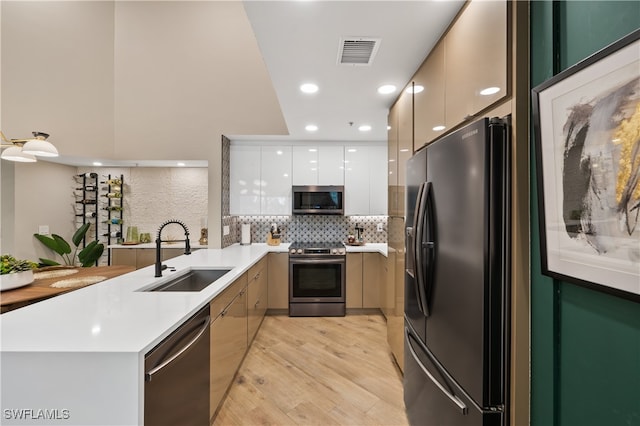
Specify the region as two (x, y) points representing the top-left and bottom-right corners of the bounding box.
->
(1, 1), (286, 162)
(9, 161), (77, 263)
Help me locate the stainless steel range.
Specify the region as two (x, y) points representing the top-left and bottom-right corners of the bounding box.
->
(289, 241), (346, 317)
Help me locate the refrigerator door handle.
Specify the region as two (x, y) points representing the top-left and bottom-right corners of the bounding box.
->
(406, 328), (468, 415)
(413, 182), (430, 316)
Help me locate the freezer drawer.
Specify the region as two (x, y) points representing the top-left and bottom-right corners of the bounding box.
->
(404, 324), (502, 426)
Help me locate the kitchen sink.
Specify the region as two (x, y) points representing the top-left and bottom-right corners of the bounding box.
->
(142, 268), (232, 292)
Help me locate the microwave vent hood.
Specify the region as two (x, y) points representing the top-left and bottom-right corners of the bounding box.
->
(292, 185), (344, 215)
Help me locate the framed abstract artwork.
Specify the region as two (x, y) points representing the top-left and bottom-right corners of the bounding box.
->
(532, 29), (640, 300)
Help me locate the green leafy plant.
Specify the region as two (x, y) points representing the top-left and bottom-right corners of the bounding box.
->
(1, 255), (38, 275)
(33, 223), (104, 267)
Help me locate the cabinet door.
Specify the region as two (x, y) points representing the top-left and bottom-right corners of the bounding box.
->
(362, 253), (380, 308)
(444, 0), (507, 128)
(111, 249), (136, 268)
(230, 145), (261, 215)
(388, 105), (399, 216)
(210, 280), (248, 419)
(247, 257), (268, 344)
(261, 146), (292, 215)
(413, 41), (446, 148)
(397, 90), (413, 217)
(292, 146), (318, 185)
(267, 252), (289, 310)
(346, 253), (363, 309)
(318, 145), (344, 185)
(368, 145), (388, 215)
(344, 146), (370, 216)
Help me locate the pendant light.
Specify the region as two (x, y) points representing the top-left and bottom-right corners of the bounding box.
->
(0, 131), (59, 162)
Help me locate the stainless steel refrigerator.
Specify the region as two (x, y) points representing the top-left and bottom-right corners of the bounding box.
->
(404, 117), (510, 426)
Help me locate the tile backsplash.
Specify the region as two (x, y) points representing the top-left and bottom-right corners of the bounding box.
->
(236, 215), (387, 244)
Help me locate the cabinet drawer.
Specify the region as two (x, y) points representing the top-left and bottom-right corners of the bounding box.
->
(210, 273), (247, 319)
(248, 256), (267, 282)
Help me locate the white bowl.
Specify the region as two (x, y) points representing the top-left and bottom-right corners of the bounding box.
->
(0, 270), (35, 291)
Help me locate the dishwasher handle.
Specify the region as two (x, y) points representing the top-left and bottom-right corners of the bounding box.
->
(145, 315), (210, 382)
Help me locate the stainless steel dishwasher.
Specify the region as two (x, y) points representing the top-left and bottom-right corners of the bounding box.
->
(144, 305), (210, 426)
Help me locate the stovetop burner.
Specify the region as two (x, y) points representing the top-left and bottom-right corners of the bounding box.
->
(289, 241), (346, 256)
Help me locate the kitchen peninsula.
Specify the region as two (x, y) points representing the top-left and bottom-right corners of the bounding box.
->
(0, 243), (386, 425)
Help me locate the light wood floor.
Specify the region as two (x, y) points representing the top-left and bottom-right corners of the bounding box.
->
(213, 314), (409, 426)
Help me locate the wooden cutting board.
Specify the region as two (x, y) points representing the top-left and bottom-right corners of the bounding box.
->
(0, 265), (135, 313)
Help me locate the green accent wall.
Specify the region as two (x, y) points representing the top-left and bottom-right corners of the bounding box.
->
(530, 2), (640, 426)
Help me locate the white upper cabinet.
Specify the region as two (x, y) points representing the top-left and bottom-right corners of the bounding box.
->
(292, 146), (318, 185)
(318, 146), (344, 185)
(368, 145), (388, 215)
(292, 145), (344, 185)
(260, 146), (292, 215)
(230, 145), (261, 215)
(344, 145), (387, 216)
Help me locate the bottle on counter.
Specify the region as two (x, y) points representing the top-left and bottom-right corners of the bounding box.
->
(102, 231), (122, 238)
(76, 211), (97, 218)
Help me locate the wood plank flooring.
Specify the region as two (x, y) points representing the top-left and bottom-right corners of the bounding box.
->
(213, 314), (409, 426)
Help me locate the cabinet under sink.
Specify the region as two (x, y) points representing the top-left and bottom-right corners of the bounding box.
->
(140, 268), (232, 292)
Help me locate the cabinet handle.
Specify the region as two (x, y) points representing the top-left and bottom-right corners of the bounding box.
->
(255, 299), (260, 308)
(220, 308), (228, 317)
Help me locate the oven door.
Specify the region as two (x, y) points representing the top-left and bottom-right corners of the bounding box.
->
(289, 256), (346, 303)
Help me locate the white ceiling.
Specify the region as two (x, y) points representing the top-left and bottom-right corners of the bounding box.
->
(233, 0), (465, 142)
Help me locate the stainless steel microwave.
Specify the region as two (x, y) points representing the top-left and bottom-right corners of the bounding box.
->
(292, 185), (344, 215)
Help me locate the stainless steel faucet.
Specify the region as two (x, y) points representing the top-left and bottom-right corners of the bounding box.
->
(155, 219), (191, 277)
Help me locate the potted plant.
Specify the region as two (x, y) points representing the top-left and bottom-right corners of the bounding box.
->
(33, 223), (104, 267)
(0, 254), (38, 291)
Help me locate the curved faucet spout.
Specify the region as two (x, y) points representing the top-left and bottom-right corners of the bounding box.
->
(155, 219), (191, 278)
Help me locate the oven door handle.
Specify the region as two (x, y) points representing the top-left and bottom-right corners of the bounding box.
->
(289, 258), (345, 265)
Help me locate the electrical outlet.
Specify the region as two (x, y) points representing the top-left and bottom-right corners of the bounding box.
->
(38, 225), (50, 235)
(223, 225), (230, 236)
(377, 223), (384, 232)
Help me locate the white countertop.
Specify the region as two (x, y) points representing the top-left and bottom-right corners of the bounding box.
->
(1, 243), (286, 354)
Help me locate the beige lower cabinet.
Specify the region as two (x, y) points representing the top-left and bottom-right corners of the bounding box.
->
(346, 252), (383, 309)
(111, 248), (197, 269)
(346, 253), (363, 308)
(267, 252), (289, 310)
(209, 273), (248, 421)
(362, 253), (381, 308)
(247, 256), (268, 344)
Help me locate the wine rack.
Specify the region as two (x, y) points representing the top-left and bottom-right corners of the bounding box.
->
(101, 174), (124, 265)
(74, 172), (99, 254)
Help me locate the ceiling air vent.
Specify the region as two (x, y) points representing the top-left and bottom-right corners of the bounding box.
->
(337, 37), (381, 66)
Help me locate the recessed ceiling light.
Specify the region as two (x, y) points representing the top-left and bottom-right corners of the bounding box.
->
(405, 85), (424, 94)
(358, 125), (372, 132)
(400, 148), (410, 152)
(377, 84), (397, 94)
(433, 125), (446, 131)
(300, 83), (319, 94)
(308, 148), (317, 152)
(480, 87), (500, 95)
(305, 124), (318, 132)
(348, 148), (357, 153)
(387, 125), (391, 130)
(92, 161), (102, 166)
(177, 162), (185, 167)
